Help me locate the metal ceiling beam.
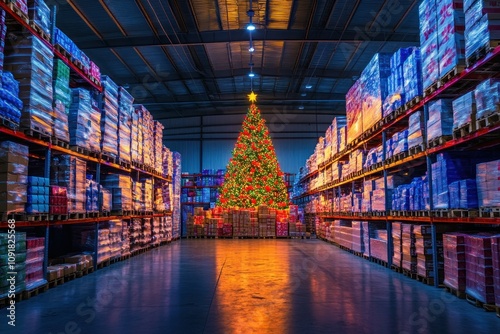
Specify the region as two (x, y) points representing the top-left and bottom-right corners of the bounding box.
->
(77, 29), (419, 50)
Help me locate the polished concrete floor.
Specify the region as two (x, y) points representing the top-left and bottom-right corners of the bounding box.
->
(2, 239), (500, 334)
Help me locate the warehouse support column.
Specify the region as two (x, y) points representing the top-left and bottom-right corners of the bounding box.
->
(50, 6), (56, 44)
(424, 104), (439, 288)
(382, 131), (392, 267)
(200, 116), (203, 172)
(94, 223), (98, 271)
(43, 147), (51, 279)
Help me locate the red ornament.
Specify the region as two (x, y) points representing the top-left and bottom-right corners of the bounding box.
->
(268, 200), (274, 205)
(265, 185), (271, 192)
(251, 199), (256, 205)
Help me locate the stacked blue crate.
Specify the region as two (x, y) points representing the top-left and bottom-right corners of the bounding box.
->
(385, 136), (393, 160)
(28, 0), (51, 37)
(4, 34), (54, 135)
(464, 0), (500, 60)
(69, 88), (101, 152)
(392, 130), (409, 156)
(26, 176), (49, 214)
(437, 0), (465, 78)
(427, 99), (454, 142)
(85, 178), (99, 213)
(452, 91), (476, 129)
(403, 48), (423, 102)
(474, 79), (500, 120)
(419, 0), (440, 90)
(408, 111), (423, 149)
(0, 72), (23, 124)
(101, 76), (119, 158)
(384, 48), (413, 116)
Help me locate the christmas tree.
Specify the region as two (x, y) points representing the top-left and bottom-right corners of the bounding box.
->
(217, 92), (289, 209)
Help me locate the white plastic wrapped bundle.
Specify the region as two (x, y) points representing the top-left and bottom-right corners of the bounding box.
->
(476, 159), (500, 207)
(346, 80), (363, 145)
(118, 87), (133, 163)
(403, 48), (423, 102)
(142, 218), (152, 247)
(100, 76), (119, 157)
(85, 179), (99, 213)
(452, 91), (476, 129)
(392, 130), (408, 156)
(121, 220), (130, 256)
(154, 185), (166, 212)
(102, 174), (133, 211)
(465, 1), (500, 59)
(172, 152), (182, 238)
(100, 187), (112, 213)
(0, 141), (28, 213)
(142, 108), (154, 167)
(143, 179), (153, 211)
(152, 217), (161, 246)
(4, 35), (54, 135)
(474, 79), (500, 120)
(129, 218), (142, 251)
(97, 228), (111, 264)
(153, 121), (164, 174)
(133, 181), (143, 211)
(51, 155), (86, 213)
(53, 100), (69, 142)
(361, 53), (391, 132)
(131, 106), (144, 164)
(437, 0), (465, 77)
(427, 99), (454, 142)
(408, 111), (423, 149)
(107, 220), (123, 259)
(69, 88), (101, 152)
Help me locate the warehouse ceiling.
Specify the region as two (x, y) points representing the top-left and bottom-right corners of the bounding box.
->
(50, 0), (419, 140)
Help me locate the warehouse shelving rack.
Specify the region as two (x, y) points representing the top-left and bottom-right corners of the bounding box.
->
(0, 2), (175, 300)
(293, 45), (500, 288)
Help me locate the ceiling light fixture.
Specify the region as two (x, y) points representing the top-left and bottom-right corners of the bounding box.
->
(299, 106), (304, 110)
(247, 23), (256, 31)
(306, 85), (313, 89)
(248, 72), (255, 78)
(249, 46), (255, 52)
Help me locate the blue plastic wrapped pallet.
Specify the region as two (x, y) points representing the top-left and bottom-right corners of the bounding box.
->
(69, 88), (101, 151)
(476, 159), (500, 207)
(54, 28), (74, 54)
(408, 111), (423, 149)
(419, 0), (439, 90)
(101, 75), (119, 157)
(403, 48), (423, 102)
(464, 1), (500, 59)
(4, 35), (54, 135)
(0, 72), (23, 124)
(102, 174), (133, 211)
(51, 155), (86, 213)
(28, 0), (51, 38)
(427, 99), (454, 142)
(85, 179), (99, 213)
(474, 78), (500, 120)
(452, 91), (476, 129)
(437, 0), (465, 78)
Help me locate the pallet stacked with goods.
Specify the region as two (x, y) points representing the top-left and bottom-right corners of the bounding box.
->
(0, 1), (180, 305)
(292, 0), (500, 311)
(185, 205), (302, 239)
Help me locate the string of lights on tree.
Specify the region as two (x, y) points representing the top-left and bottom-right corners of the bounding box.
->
(217, 92), (289, 209)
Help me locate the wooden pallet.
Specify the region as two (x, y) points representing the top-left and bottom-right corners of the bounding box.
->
(97, 259), (111, 269)
(402, 269), (417, 279)
(68, 212), (86, 220)
(466, 40), (500, 67)
(408, 144), (425, 156)
(5, 2), (29, 24)
(29, 22), (50, 42)
(466, 294), (497, 312)
(0, 212), (26, 222)
(431, 210), (451, 218)
(75, 267), (93, 278)
(24, 126), (52, 142)
(450, 209), (478, 218)
(391, 264), (403, 273)
(111, 210), (133, 216)
(22, 283), (48, 300)
(101, 153), (117, 164)
(404, 96), (422, 111)
(444, 285), (466, 299)
(424, 81), (440, 97)
(86, 212), (99, 218)
(0, 115), (19, 130)
(370, 257), (388, 268)
(118, 158), (132, 169)
(49, 214), (68, 221)
(479, 207), (500, 218)
(54, 45), (72, 60)
(476, 111), (500, 130)
(439, 65), (465, 87)
(25, 213), (49, 222)
(428, 135), (452, 148)
(0, 293), (24, 309)
(416, 275), (435, 286)
(453, 122), (476, 140)
(53, 138), (70, 149)
(48, 277), (65, 289)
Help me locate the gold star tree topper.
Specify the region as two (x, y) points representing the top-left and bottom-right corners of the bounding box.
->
(248, 91), (257, 103)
